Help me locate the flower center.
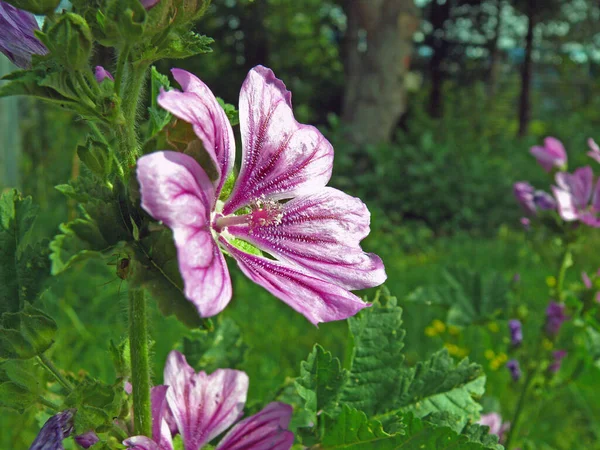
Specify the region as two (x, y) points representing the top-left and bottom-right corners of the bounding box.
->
(213, 197), (283, 233)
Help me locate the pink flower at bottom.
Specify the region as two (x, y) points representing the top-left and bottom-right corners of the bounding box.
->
(137, 66), (386, 325)
(478, 412), (510, 444)
(124, 351), (294, 450)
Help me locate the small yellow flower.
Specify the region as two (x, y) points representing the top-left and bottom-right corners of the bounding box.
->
(425, 326), (437, 337)
(496, 352), (508, 364)
(546, 276), (557, 287)
(490, 359), (501, 371)
(484, 349), (495, 360)
(542, 338), (553, 350)
(432, 319), (446, 334)
(448, 325), (461, 336)
(487, 322), (500, 333)
(456, 347), (469, 358)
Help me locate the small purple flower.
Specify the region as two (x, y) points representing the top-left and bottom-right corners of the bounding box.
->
(549, 349), (567, 373)
(512, 273), (520, 284)
(137, 66), (386, 325)
(588, 138), (600, 164)
(29, 409), (75, 450)
(530, 137), (567, 172)
(0, 2), (48, 68)
(94, 65), (114, 83)
(533, 190), (556, 210)
(513, 182), (536, 215)
(582, 271), (593, 289)
(74, 431), (100, 448)
(545, 301), (569, 337)
(478, 412), (510, 444)
(506, 359), (521, 382)
(520, 217), (530, 230)
(552, 166), (600, 227)
(508, 319), (523, 347)
(124, 351), (294, 450)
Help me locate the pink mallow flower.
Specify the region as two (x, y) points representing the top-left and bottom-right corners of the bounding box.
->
(136, 66), (386, 325)
(588, 138), (600, 164)
(530, 137), (567, 172)
(478, 412), (510, 444)
(552, 166), (600, 227)
(124, 351), (294, 450)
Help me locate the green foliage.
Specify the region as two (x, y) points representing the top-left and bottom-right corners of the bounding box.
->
(37, 13), (94, 70)
(318, 406), (501, 449)
(147, 66), (172, 139)
(0, 304), (57, 360)
(3, 0), (61, 14)
(409, 269), (510, 327)
(182, 318), (247, 373)
(63, 377), (126, 433)
(295, 345), (347, 417)
(0, 190), (50, 314)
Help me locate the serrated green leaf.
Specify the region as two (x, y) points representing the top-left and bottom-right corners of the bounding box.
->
(296, 345), (347, 417)
(140, 29), (213, 62)
(319, 407), (502, 449)
(148, 66), (172, 138)
(64, 377), (126, 433)
(382, 349), (485, 429)
(182, 318), (247, 373)
(0, 381), (37, 413)
(0, 304), (57, 360)
(0, 190), (50, 313)
(217, 97), (239, 127)
(426, 412), (503, 449)
(341, 287), (405, 416)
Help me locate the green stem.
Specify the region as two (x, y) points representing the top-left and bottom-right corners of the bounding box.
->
(503, 369), (534, 449)
(128, 288), (152, 437)
(39, 397), (60, 410)
(75, 71), (97, 105)
(556, 247), (573, 302)
(114, 45), (131, 98)
(37, 354), (73, 392)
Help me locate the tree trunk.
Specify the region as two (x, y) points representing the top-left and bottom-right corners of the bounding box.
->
(518, 0), (535, 137)
(427, 0), (451, 118)
(341, 0), (419, 147)
(487, 0), (504, 98)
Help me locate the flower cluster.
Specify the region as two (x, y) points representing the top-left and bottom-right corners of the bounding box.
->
(513, 136), (600, 228)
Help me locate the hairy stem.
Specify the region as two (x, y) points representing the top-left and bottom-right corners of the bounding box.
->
(37, 354), (73, 392)
(129, 288), (152, 437)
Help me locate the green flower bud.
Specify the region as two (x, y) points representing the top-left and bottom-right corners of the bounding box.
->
(38, 13), (93, 70)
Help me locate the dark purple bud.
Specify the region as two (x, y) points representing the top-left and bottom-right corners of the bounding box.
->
(512, 273), (521, 284)
(94, 66), (114, 83)
(506, 359), (521, 382)
(141, 0), (160, 9)
(29, 409), (75, 450)
(513, 182), (536, 215)
(0, 2), (48, 68)
(508, 319), (523, 347)
(533, 190), (556, 210)
(74, 431), (99, 449)
(545, 301), (569, 337)
(549, 349), (567, 373)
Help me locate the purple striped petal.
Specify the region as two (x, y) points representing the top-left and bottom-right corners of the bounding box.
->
(0, 2), (47, 68)
(530, 137), (566, 172)
(227, 188), (386, 290)
(216, 402), (294, 450)
(151, 386), (174, 450)
(137, 151), (232, 317)
(221, 239), (370, 325)
(29, 409), (75, 450)
(223, 66), (333, 215)
(556, 167), (593, 209)
(158, 69), (235, 196)
(123, 436), (162, 450)
(163, 351), (248, 450)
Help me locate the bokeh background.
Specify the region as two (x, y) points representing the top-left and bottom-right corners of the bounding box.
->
(2, 0), (600, 448)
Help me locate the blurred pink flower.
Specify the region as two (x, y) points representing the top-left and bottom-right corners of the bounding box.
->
(530, 137), (567, 172)
(552, 166), (600, 227)
(478, 412), (510, 444)
(137, 66), (386, 324)
(587, 138), (600, 164)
